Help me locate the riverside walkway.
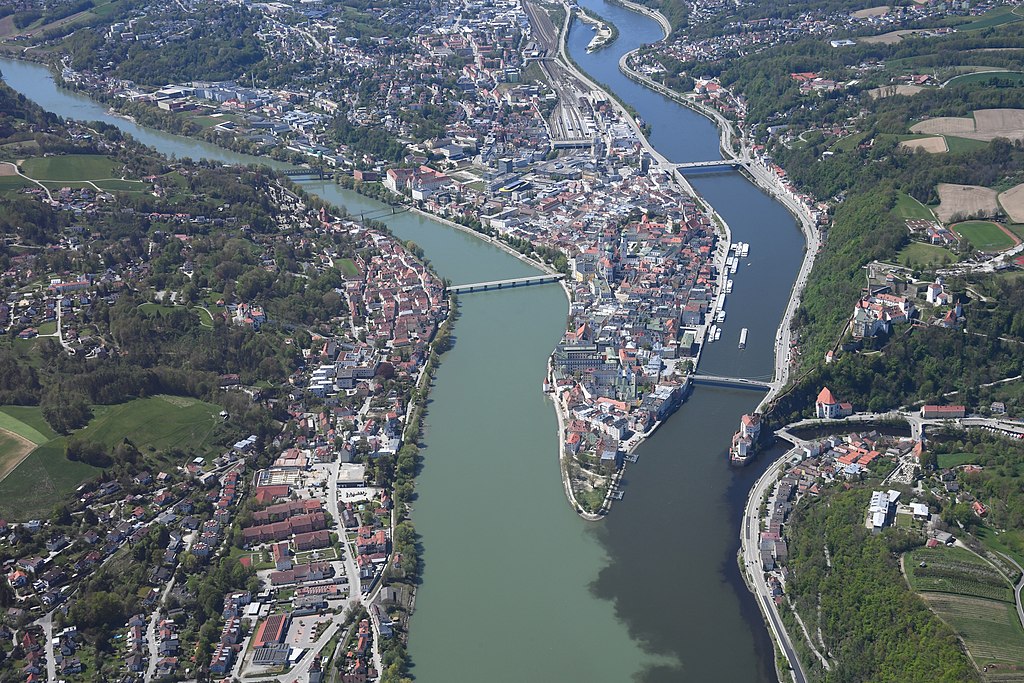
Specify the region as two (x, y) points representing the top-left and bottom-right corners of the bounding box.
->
(446, 274), (565, 294)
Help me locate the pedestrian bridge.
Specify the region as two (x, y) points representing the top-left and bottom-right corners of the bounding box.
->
(446, 274), (565, 294)
(692, 374), (771, 390)
(675, 159), (743, 170)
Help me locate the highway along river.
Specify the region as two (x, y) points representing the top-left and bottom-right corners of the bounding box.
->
(2, 12), (804, 673)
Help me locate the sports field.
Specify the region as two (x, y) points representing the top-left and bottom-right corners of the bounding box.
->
(953, 221), (1020, 252)
(338, 258), (360, 277)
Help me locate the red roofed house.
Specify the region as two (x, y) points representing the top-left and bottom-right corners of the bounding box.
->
(815, 387), (852, 419)
(920, 405), (966, 419)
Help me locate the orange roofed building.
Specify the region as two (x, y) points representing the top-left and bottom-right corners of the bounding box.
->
(815, 387), (853, 419)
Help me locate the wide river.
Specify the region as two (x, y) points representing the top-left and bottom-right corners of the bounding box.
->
(2, 3), (803, 675)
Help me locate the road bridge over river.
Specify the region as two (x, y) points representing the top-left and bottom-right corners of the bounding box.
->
(675, 159), (743, 170)
(691, 374), (772, 391)
(446, 274), (565, 294)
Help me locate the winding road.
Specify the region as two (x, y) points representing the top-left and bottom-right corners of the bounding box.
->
(740, 451), (808, 683)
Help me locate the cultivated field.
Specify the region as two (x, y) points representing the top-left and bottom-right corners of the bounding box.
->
(912, 109), (1024, 143)
(861, 28), (928, 44)
(911, 116), (976, 135)
(1000, 183), (1024, 224)
(936, 183), (1001, 223)
(852, 5), (890, 19)
(0, 396), (223, 520)
(906, 546), (1015, 603)
(900, 136), (947, 153)
(923, 594), (1024, 674)
(869, 84), (925, 99)
(905, 546), (1024, 678)
(953, 221), (1020, 252)
(0, 406), (57, 445)
(0, 438), (98, 522)
(0, 429), (36, 481)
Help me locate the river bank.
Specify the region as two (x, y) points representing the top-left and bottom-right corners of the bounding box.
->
(549, 0), (745, 519)
(616, 41), (823, 411)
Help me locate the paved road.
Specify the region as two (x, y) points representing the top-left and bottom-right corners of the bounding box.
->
(40, 610), (56, 682)
(740, 453), (808, 683)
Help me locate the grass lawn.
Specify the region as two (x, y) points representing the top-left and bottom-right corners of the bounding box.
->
(39, 180), (96, 191)
(922, 593), (1024, 672)
(295, 546), (338, 563)
(0, 406), (57, 444)
(138, 302), (209, 326)
(338, 258), (360, 277)
(953, 221), (1017, 252)
(0, 437), (100, 521)
(977, 526), (1024, 572)
(937, 452), (978, 469)
(0, 175), (32, 194)
(894, 511), (916, 529)
(92, 178), (145, 192)
(21, 154), (122, 182)
(959, 4), (1023, 30)
(76, 395), (222, 457)
(196, 307), (214, 327)
(897, 241), (956, 268)
(944, 135), (992, 154)
(830, 131), (872, 152)
(947, 70), (1024, 88)
(894, 191), (936, 221)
